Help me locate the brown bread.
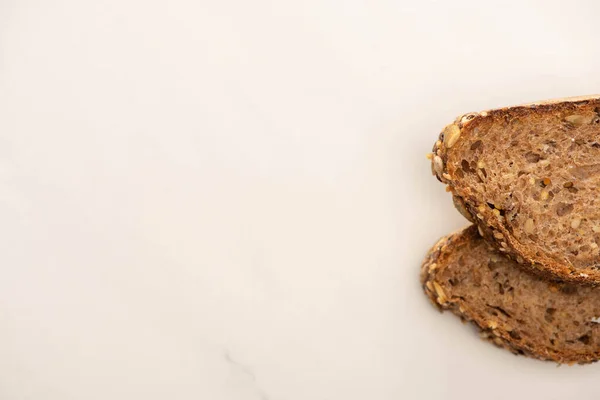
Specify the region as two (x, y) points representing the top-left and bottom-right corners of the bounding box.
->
(430, 96), (600, 283)
(421, 225), (600, 364)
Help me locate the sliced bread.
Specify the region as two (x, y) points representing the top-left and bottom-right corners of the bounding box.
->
(421, 225), (600, 364)
(430, 96), (600, 283)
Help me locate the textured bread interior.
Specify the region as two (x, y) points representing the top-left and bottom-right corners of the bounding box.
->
(448, 107), (600, 271)
(435, 228), (600, 358)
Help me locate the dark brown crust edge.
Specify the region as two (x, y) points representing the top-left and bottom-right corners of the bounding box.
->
(430, 95), (600, 284)
(421, 225), (600, 365)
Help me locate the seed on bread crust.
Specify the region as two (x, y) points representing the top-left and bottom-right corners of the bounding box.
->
(432, 281), (447, 303)
(425, 280), (433, 290)
(433, 156), (444, 175)
(443, 124), (461, 148)
(461, 113), (477, 125)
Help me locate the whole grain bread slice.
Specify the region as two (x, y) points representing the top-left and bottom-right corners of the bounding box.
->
(422, 225), (600, 364)
(430, 95), (600, 283)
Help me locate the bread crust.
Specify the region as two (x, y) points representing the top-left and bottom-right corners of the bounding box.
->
(421, 225), (600, 364)
(431, 95), (600, 284)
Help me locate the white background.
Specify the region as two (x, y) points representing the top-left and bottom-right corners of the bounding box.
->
(1, 1), (600, 399)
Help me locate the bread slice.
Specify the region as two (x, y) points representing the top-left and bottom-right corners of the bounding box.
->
(421, 225), (600, 364)
(430, 95), (600, 283)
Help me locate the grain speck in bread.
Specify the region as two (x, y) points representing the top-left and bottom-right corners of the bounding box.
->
(421, 225), (600, 364)
(430, 95), (600, 283)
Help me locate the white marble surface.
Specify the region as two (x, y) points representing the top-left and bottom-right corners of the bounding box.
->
(2, 1), (600, 399)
